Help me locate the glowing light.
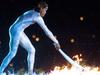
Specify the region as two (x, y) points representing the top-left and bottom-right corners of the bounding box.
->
(9, 63), (13, 67)
(48, 54), (100, 75)
(80, 16), (84, 21)
(49, 54), (100, 75)
(5, 66), (100, 75)
(72, 54), (82, 64)
(32, 35), (40, 42)
(48, 66), (100, 75)
(3, 54), (100, 75)
(36, 37), (40, 41)
(70, 38), (75, 43)
(32, 35), (36, 39)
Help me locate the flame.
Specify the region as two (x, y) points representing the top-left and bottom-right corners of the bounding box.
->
(8, 54), (100, 75)
(48, 54), (100, 75)
(72, 54), (82, 64)
(48, 66), (100, 75)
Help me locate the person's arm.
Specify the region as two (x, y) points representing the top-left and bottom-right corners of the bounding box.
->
(35, 16), (60, 50)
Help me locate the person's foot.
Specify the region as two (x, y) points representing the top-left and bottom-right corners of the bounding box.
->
(28, 70), (34, 75)
(32, 72), (37, 75)
(28, 72), (33, 75)
(0, 72), (6, 75)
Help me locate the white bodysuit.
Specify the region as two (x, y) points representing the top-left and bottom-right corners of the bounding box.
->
(0, 10), (58, 73)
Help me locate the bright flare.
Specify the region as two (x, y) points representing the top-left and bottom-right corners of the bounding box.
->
(48, 66), (100, 75)
(48, 54), (100, 75)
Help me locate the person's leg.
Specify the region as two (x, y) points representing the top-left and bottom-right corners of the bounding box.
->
(0, 31), (21, 73)
(20, 32), (36, 75)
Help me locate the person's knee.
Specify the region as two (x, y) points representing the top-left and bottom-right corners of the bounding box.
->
(29, 47), (36, 54)
(9, 50), (17, 58)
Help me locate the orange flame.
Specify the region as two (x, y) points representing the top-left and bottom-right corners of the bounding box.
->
(48, 54), (100, 75)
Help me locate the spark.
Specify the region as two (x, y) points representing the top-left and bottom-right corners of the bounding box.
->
(35, 37), (40, 42)
(70, 38), (75, 43)
(80, 16), (84, 21)
(32, 35), (36, 39)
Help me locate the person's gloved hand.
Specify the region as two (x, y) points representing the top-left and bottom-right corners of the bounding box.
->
(53, 42), (60, 50)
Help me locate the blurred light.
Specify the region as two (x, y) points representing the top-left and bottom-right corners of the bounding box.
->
(80, 16), (84, 21)
(72, 54), (83, 64)
(9, 63), (13, 67)
(80, 54), (82, 57)
(36, 37), (40, 42)
(32, 35), (36, 39)
(70, 38), (75, 43)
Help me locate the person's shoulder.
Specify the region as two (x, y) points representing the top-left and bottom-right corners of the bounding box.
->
(34, 14), (44, 22)
(33, 10), (41, 18)
(23, 10), (34, 15)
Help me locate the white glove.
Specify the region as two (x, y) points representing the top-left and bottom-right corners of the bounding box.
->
(53, 42), (60, 50)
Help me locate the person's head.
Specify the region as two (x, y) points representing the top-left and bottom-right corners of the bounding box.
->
(35, 1), (48, 17)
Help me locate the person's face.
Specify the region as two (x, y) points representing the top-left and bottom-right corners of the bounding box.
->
(40, 7), (48, 17)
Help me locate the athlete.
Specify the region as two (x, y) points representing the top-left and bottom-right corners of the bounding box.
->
(0, 1), (60, 75)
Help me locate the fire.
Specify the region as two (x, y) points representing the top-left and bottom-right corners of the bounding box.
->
(72, 54), (82, 63)
(48, 54), (100, 75)
(6, 54), (100, 75)
(48, 66), (100, 75)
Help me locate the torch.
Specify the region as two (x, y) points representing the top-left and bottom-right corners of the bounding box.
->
(58, 49), (85, 71)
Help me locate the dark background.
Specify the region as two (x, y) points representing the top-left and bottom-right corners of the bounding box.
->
(0, 0), (100, 72)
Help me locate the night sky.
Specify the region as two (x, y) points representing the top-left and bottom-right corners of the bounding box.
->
(0, 0), (100, 72)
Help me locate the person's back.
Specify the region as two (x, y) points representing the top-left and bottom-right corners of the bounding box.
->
(10, 10), (40, 32)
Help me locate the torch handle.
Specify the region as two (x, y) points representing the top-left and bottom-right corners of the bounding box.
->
(58, 49), (84, 69)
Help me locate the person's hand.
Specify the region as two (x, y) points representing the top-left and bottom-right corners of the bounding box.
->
(53, 42), (60, 50)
